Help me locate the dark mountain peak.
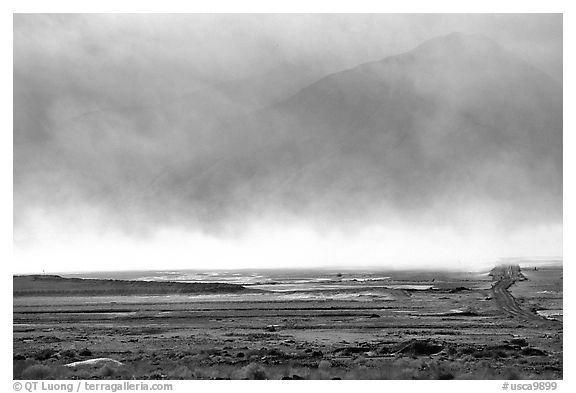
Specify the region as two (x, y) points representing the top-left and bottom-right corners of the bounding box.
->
(433, 31), (497, 46)
(284, 32), (513, 100)
(272, 32), (523, 116)
(382, 32), (506, 71)
(413, 32), (501, 55)
(245, 32), (561, 225)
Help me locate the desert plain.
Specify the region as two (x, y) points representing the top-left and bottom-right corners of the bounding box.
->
(13, 263), (562, 380)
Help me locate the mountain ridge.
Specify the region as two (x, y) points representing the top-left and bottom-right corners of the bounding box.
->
(259, 32), (559, 118)
(206, 31), (562, 225)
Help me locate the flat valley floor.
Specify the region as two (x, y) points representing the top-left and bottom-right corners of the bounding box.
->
(13, 265), (563, 380)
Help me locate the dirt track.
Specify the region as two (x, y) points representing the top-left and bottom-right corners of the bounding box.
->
(491, 268), (558, 325)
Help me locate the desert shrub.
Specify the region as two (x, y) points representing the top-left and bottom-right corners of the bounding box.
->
(21, 365), (53, 379)
(318, 360), (331, 370)
(472, 348), (508, 359)
(267, 348), (285, 357)
(445, 346), (458, 356)
(510, 338), (528, 347)
(190, 353), (209, 363)
(394, 340), (444, 356)
(78, 348), (92, 356)
(139, 327), (164, 335)
(192, 367), (226, 380)
(99, 365), (116, 377)
(458, 366), (501, 380)
(459, 346), (476, 355)
(34, 348), (57, 361)
(199, 348), (221, 355)
(521, 347), (547, 356)
(429, 364), (455, 380)
(70, 369), (91, 379)
(501, 368), (522, 380)
(13, 360), (35, 379)
(245, 349), (262, 358)
(168, 365), (194, 379)
(241, 363), (267, 380)
(59, 349), (77, 359)
(353, 356), (367, 367)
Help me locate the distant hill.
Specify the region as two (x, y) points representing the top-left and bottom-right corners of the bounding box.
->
(13, 275), (251, 297)
(14, 33), (562, 227)
(174, 32), (561, 223)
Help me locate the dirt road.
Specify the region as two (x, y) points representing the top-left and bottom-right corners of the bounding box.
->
(491, 266), (557, 324)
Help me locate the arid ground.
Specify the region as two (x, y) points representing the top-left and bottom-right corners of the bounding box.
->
(13, 264), (562, 380)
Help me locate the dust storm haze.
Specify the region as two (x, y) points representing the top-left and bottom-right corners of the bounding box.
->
(13, 14), (562, 273)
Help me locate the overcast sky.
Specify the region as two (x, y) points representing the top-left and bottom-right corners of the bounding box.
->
(13, 14), (562, 273)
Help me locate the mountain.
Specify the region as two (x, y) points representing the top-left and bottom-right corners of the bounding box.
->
(15, 33), (562, 228)
(13, 61), (325, 219)
(174, 32), (561, 224)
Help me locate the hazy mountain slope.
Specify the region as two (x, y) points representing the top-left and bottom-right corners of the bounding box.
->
(13, 61), (323, 218)
(15, 33), (562, 229)
(194, 32), (562, 224)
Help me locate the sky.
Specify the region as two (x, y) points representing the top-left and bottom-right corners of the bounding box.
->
(13, 14), (563, 273)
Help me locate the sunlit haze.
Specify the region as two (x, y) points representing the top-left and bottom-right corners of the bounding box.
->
(14, 14), (562, 273)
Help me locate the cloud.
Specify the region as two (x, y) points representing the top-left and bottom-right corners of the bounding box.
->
(13, 15), (562, 271)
